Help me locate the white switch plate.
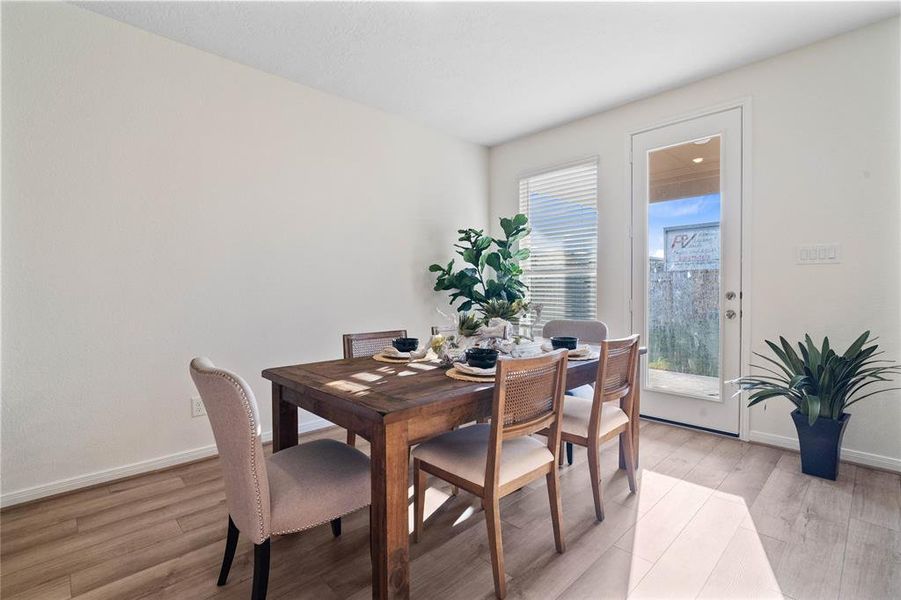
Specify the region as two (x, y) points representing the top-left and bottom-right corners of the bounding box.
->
(797, 243), (840, 265)
(191, 397), (207, 418)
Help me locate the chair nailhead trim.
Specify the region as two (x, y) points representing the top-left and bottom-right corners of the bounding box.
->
(271, 502), (369, 536)
(193, 365), (267, 543)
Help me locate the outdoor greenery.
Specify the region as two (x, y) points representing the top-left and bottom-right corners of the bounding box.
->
(735, 331), (901, 425)
(647, 261), (720, 378)
(429, 214), (531, 321)
(649, 319), (720, 378)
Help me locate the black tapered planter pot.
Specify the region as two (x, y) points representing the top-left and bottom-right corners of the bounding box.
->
(791, 410), (850, 480)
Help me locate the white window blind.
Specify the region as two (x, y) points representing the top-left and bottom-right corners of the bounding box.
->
(519, 160), (598, 330)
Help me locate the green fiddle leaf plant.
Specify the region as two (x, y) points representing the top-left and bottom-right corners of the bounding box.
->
(429, 214), (531, 320)
(734, 331), (901, 426)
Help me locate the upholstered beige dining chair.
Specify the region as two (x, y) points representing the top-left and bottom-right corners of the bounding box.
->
(411, 351), (569, 599)
(342, 329), (407, 446)
(550, 335), (640, 522)
(542, 319), (609, 465)
(542, 319), (608, 345)
(190, 358), (371, 600)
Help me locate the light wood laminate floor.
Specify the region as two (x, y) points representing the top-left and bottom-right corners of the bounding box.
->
(1, 422), (899, 600)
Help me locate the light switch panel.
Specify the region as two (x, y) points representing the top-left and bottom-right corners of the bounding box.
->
(797, 244), (840, 265)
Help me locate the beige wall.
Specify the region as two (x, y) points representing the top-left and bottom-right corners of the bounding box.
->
(1, 3), (488, 503)
(489, 18), (901, 469)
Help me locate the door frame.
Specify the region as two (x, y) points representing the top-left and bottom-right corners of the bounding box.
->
(623, 97), (753, 441)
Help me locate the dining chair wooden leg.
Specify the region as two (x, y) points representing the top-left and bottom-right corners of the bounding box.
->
(217, 516), (240, 586)
(566, 441), (574, 465)
(621, 428), (638, 493)
(330, 517), (342, 537)
(346, 430), (356, 447)
(545, 470), (566, 554)
(586, 442), (605, 522)
(483, 497), (507, 599)
(252, 539), (270, 600)
(558, 441), (565, 466)
(413, 458), (425, 543)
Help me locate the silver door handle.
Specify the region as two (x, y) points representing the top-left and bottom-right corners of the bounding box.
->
(725, 309), (737, 319)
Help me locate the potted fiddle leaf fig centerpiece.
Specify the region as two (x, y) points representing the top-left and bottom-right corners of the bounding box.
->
(736, 332), (900, 480)
(428, 214), (533, 328)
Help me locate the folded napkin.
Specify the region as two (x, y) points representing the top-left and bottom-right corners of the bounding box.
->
(381, 345), (429, 360)
(541, 341), (592, 357)
(454, 362), (496, 377)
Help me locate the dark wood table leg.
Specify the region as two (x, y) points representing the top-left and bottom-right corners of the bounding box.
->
(271, 383), (298, 453)
(370, 420), (410, 600)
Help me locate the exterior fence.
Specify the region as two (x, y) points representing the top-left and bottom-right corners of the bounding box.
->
(648, 257), (720, 378)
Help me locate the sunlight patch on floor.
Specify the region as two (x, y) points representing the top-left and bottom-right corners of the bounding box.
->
(407, 485), (453, 532)
(621, 470), (783, 598)
(452, 505), (477, 527)
(402, 462), (783, 598)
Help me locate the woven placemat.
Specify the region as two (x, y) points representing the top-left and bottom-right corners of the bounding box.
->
(445, 367), (496, 383)
(373, 353), (433, 364)
(372, 353), (410, 364)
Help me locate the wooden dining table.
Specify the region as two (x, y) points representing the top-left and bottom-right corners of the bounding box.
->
(263, 348), (642, 600)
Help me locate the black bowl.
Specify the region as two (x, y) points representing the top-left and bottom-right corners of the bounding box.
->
(465, 348), (499, 369)
(550, 336), (579, 350)
(392, 337), (419, 352)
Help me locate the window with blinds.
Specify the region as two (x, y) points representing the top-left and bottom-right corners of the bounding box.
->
(519, 159), (598, 330)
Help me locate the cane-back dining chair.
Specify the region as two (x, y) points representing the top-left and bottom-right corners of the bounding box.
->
(551, 335), (640, 521)
(341, 329), (407, 446)
(542, 319), (609, 464)
(411, 350), (569, 599)
(190, 358), (371, 600)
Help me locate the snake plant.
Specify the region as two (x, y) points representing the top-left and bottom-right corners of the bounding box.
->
(735, 331), (901, 425)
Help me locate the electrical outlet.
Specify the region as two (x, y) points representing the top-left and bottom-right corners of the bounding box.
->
(191, 397), (207, 418)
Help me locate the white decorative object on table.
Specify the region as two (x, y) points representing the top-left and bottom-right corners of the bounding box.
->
(476, 318), (514, 340)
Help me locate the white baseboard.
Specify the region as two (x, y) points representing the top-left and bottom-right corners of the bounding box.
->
(0, 417), (333, 508)
(749, 430), (901, 473)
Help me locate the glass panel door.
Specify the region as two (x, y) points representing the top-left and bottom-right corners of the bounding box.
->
(631, 108), (743, 435)
(647, 136), (722, 400)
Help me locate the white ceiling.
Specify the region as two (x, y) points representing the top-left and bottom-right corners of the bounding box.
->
(79, 1), (899, 146)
